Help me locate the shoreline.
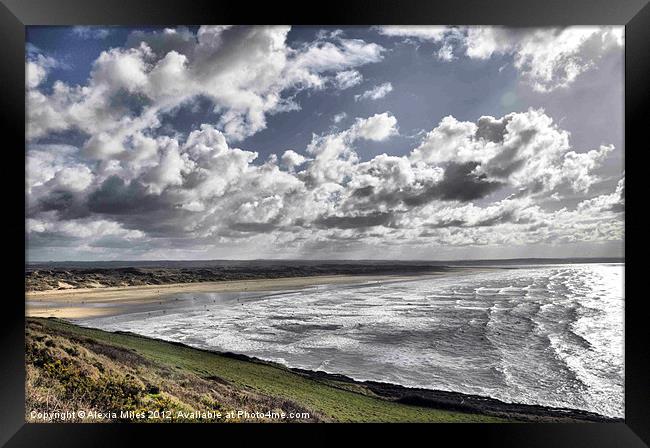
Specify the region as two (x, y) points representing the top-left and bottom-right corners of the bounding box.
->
(25, 269), (481, 319)
(288, 368), (620, 422)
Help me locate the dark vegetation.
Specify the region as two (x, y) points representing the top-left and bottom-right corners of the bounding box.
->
(26, 319), (321, 422)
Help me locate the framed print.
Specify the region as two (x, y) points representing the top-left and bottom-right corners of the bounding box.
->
(1, 0), (648, 446)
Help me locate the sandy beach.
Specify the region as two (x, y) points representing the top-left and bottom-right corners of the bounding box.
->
(25, 273), (433, 319)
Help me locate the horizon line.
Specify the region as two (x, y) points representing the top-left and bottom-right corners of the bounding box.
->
(26, 256), (625, 264)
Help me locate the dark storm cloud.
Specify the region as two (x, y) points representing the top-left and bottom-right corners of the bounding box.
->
(87, 176), (166, 215)
(36, 189), (90, 220)
(475, 115), (510, 143)
(402, 162), (504, 206)
(434, 162), (505, 201)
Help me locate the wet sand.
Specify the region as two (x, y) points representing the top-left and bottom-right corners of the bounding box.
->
(26, 273), (444, 319)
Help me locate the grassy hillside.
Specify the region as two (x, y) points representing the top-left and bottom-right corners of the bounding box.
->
(26, 318), (505, 423)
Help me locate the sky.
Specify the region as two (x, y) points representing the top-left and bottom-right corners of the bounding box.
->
(25, 25), (625, 261)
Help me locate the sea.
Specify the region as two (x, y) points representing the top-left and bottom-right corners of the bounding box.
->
(77, 263), (624, 418)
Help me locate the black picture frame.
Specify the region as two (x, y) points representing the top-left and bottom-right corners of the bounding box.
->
(2, 0), (647, 446)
